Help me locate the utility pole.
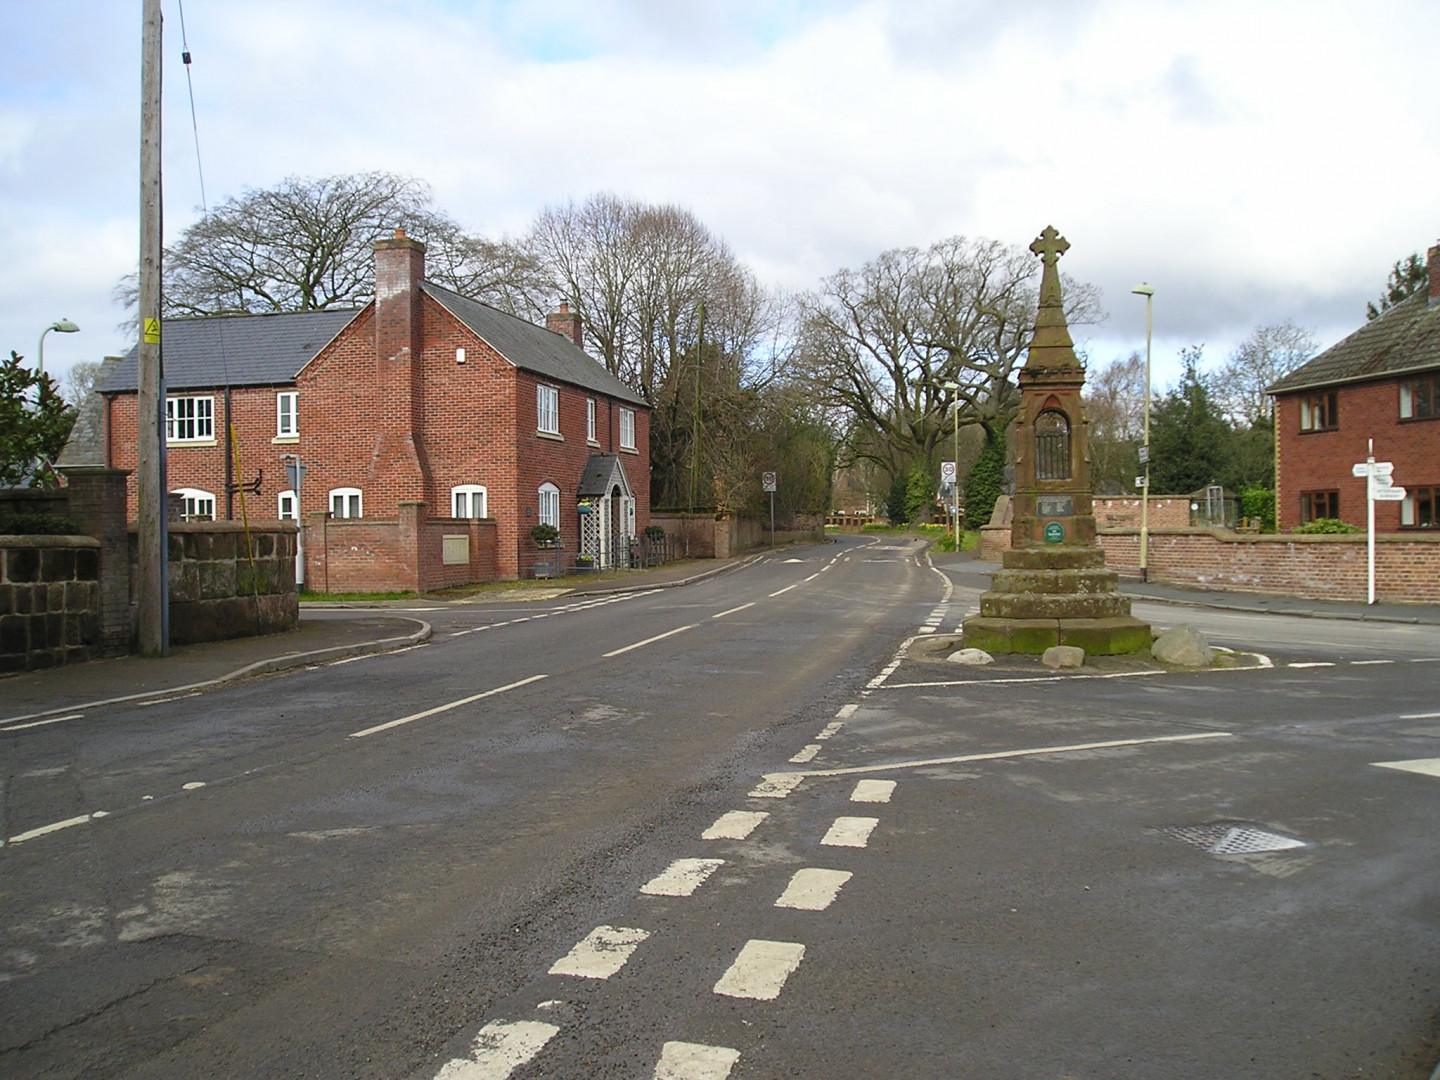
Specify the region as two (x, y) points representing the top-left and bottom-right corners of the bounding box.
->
(136, 0), (167, 655)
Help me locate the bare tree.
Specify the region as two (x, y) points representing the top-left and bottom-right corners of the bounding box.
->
(1084, 351), (1146, 494)
(115, 172), (523, 319)
(1211, 321), (1317, 424)
(796, 235), (1102, 480)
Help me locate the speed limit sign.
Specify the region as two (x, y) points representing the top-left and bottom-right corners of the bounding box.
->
(762, 471), (777, 492)
(941, 461), (957, 483)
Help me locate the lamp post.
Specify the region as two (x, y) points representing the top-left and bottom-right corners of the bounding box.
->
(37, 318), (80, 380)
(1131, 284), (1154, 582)
(942, 380), (960, 548)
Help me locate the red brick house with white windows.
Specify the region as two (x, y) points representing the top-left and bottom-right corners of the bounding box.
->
(1268, 241), (1440, 533)
(100, 230), (651, 590)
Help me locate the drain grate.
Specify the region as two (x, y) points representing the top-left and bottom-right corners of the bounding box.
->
(1156, 821), (1305, 855)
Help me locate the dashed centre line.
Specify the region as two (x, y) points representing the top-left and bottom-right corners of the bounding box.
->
(348, 674), (549, 738)
(641, 858), (725, 897)
(775, 868), (852, 911)
(815, 721), (844, 740)
(712, 602), (755, 619)
(603, 624), (697, 658)
(713, 939), (806, 1000)
(822, 816), (879, 848)
(549, 925), (651, 979)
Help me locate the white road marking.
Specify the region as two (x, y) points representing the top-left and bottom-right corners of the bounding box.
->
(433, 1019), (560, 1080)
(768, 582), (801, 597)
(6, 810), (107, 846)
(348, 674), (549, 738)
(0, 713), (82, 732)
(749, 773), (804, 798)
(1373, 759), (1440, 778)
(822, 816), (879, 847)
(641, 858), (725, 897)
(815, 721), (844, 740)
(775, 868), (853, 910)
(918, 626), (936, 634)
(1401, 711), (1440, 720)
(712, 602), (755, 619)
(603, 624), (697, 658)
(182, 781), (206, 790)
(804, 572), (821, 582)
(789, 744), (821, 763)
(850, 779), (896, 803)
(836, 704), (858, 718)
(653, 1041), (740, 1080)
(1288, 662), (1335, 668)
(548, 925), (650, 979)
(713, 939), (806, 1000)
(702, 811), (768, 840)
(795, 731), (1233, 780)
(1351, 659), (1394, 665)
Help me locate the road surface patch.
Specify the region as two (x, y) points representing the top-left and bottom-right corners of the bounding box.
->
(641, 859), (725, 897)
(774, 868), (853, 910)
(821, 816), (879, 847)
(849, 779), (896, 803)
(549, 925), (651, 979)
(432, 1019), (559, 1079)
(702, 811), (768, 840)
(653, 1041), (740, 1079)
(713, 939), (806, 1000)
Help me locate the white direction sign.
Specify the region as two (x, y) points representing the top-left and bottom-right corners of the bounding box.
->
(1373, 486), (1406, 502)
(1353, 460), (1395, 477)
(1370, 473), (1394, 489)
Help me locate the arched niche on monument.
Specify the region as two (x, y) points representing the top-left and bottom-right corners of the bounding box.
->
(1034, 408), (1071, 481)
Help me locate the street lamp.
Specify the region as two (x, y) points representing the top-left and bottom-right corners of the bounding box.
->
(37, 318), (80, 380)
(942, 380), (961, 549)
(1130, 284), (1153, 582)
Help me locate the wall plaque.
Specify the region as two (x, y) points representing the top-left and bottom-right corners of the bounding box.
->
(1036, 494), (1074, 518)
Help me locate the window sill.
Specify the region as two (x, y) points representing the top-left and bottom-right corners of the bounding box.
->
(587, 439), (601, 448)
(536, 430), (564, 442)
(619, 445), (638, 454)
(1297, 428), (1338, 435)
(272, 434), (300, 445)
(167, 439), (218, 448)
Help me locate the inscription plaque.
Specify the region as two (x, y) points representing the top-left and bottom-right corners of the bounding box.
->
(1036, 494), (1074, 518)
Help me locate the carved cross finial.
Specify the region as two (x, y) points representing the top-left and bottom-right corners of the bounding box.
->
(1029, 225), (1070, 267)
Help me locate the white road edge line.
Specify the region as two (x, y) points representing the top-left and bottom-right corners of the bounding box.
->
(6, 810), (109, 846)
(1401, 711), (1440, 720)
(603, 624), (697, 658)
(348, 674), (549, 738)
(0, 713), (83, 732)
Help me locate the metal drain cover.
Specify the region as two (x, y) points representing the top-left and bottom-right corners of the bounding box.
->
(1157, 821), (1305, 855)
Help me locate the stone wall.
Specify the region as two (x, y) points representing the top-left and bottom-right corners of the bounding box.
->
(0, 535), (102, 671)
(136, 521), (299, 644)
(1098, 527), (1440, 604)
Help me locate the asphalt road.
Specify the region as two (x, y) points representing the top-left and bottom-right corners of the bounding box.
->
(3, 535), (1438, 1080)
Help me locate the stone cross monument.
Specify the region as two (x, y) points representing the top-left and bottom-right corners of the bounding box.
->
(961, 227), (1151, 655)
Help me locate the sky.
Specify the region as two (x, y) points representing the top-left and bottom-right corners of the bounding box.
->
(3, 0), (1439, 394)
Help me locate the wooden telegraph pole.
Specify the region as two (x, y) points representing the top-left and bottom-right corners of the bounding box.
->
(136, 0), (167, 655)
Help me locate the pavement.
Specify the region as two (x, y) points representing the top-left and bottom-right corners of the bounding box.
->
(4, 543), (1435, 728)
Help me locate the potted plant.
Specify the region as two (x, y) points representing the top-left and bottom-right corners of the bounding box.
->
(530, 523), (560, 548)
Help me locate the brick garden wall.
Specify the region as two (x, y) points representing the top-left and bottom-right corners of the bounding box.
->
(303, 503), (498, 594)
(0, 535), (102, 671)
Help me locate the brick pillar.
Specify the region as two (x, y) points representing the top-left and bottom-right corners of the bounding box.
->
(1428, 243), (1439, 307)
(371, 229), (430, 507)
(59, 466), (132, 653)
(303, 510), (329, 595)
(398, 501), (425, 593)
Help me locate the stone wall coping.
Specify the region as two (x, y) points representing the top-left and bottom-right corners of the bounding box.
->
(0, 533), (102, 548)
(126, 521), (299, 534)
(1098, 526), (1440, 544)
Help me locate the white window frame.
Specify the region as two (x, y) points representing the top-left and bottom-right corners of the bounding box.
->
(166, 395), (214, 443)
(619, 406), (636, 451)
(172, 487), (215, 521)
(278, 489), (298, 521)
(537, 384), (560, 435)
(587, 398), (597, 443)
(329, 487), (363, 519)
(276, 391), (299, 438)
(451, 484), (488, 518)
(538, 483), (560, 529)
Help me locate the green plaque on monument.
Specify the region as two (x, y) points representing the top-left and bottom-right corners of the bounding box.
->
(1043, 521), (1065, 544)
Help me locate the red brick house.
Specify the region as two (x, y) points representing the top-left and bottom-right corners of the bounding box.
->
(1268, 241), (1440, 533)
(100, 230), (651, 589)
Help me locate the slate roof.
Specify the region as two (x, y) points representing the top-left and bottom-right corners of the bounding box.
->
(420, 283), (647, 406)
(1267, 290), (1440, 395)
(576, 454), (634, 498)
(102, 309), (360, 393)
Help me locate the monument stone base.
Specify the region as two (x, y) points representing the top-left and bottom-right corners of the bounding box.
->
(962, 545), (1151, 656)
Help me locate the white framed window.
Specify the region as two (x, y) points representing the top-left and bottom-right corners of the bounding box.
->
(278, 489), (298, 520)
(538, 483), (560, 529)
(619, 407), (636, 450)
(451, 484), (488, 518)
(172, 488), (215, 521)
(276, 391), (298, 438)
(329, 487), (362, 519)
(537, 384), (560, 435)
(166, 395), (214, 443)
(587, 398), (597, 442)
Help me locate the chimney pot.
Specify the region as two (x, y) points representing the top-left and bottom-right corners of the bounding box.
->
(395, 228), (406, 239)
(547, 302), (584, 350)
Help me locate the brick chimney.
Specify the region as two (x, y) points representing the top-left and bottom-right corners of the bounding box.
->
(1429, 241), (1440, 307)
(546, 302), (584, 349)
(369, 228), (430, 504)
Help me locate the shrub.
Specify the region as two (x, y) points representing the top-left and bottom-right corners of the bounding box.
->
(530, 523), (560, 547)
(643, 524), (665, 542)
(1240, 487), (1276, 532)
(1293, 517), (1361, 534)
